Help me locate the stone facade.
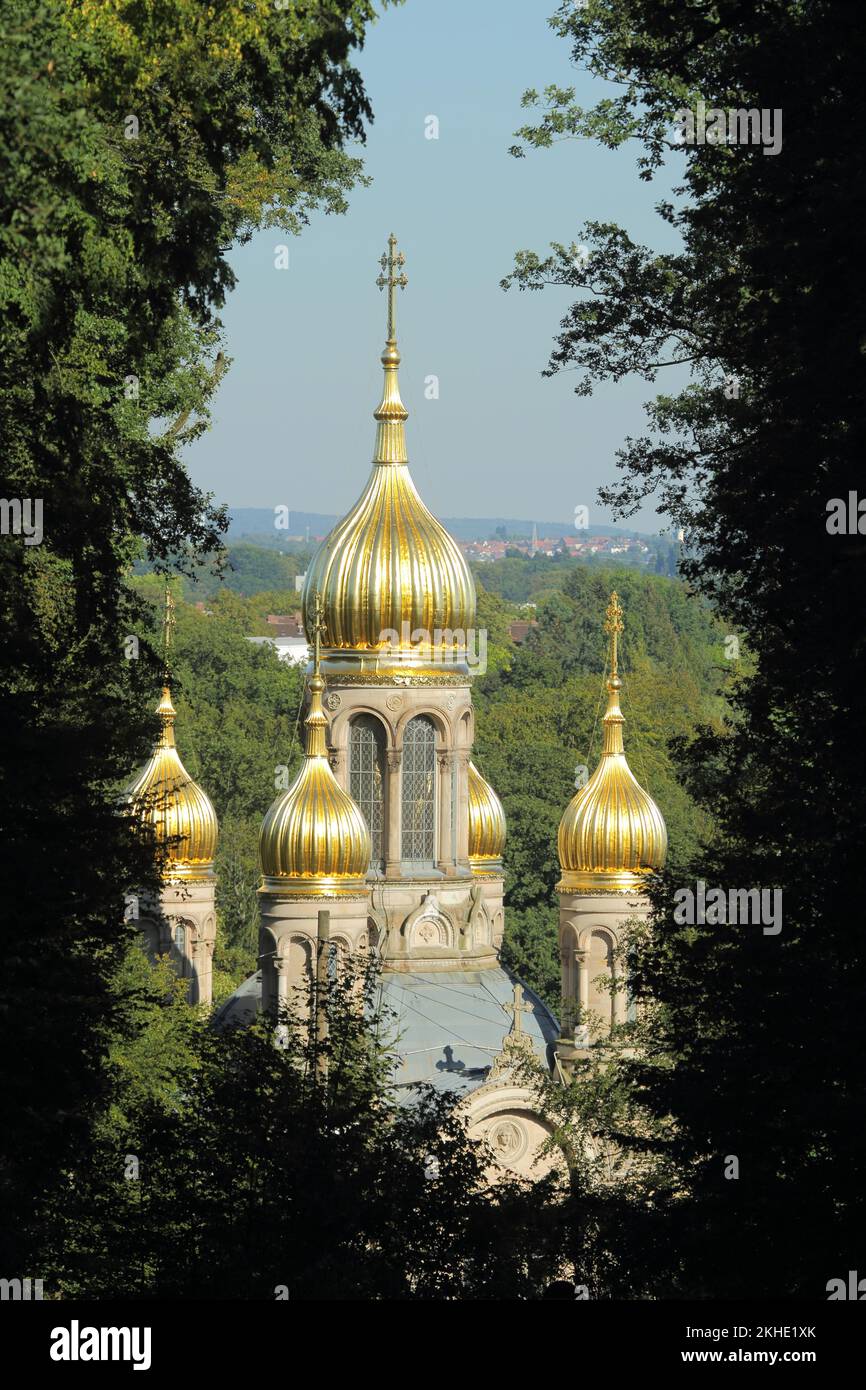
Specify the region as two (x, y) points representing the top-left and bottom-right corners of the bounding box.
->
(138, 877), (217, 1006)
(322, 678), (505, 972)
(463, 1080), (562, 1180)
(258, 890), (369, 1018)
(556, 889), (652, 1067)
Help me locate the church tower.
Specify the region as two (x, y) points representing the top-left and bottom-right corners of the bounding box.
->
(258, 595), (371, 1021)
(555, 592), (667, 1066)
(124, 590), (219, 1004)
(300, 235), (506, 972)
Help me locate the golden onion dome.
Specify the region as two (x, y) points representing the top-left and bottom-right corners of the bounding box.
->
(124, 685), (218, 881)
(468, 761), (506, 872)
(558, 593), (667, 894)
(259, 660), (371, 894)
(302, 235), (476, 677)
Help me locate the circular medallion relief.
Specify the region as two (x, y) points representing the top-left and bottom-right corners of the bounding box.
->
(385, 693), (403, 712)
(325, 692), (342, 712)
(487, 1118), (528, 1166)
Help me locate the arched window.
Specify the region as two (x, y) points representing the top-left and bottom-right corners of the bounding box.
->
(587, 930), (615, 1037)
(401, 715), (436, 866)
(289, 937), (314, 1016)
(172, 922), (186, 954)
(349, 716), (385, 869)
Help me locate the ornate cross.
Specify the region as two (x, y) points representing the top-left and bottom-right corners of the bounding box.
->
(162, 586), (175, 671)
(309, 589), (326, 675)
(604, 590), (624, 680)
(504, 982), (531, 1038)
(376, 233), (408, 342)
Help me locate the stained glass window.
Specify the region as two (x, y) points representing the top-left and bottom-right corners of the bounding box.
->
(349, 716), (385, 870)
(401, 716), (436, 865)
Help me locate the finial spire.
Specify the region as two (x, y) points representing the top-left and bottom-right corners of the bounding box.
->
(162, 585), (175, 677)
(304, 590), (328, 758)
(376, 232), (408, 343)
(156, 585), (177, 745)
(373, 234), (409, 465)
(310, 589), (325, 677)
(601, 591), (625, 756)
(604, 590), (624, 683)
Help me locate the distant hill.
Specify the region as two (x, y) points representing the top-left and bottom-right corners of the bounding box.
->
(225, 508), (655, 542)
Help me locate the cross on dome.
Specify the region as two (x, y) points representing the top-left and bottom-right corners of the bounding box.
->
(376, 233), (407, 343)
(603, 590), (624, 681)
(162, 585), (175, 673)
(504, 981), (531, 1038)
(308, 589), (326, 678)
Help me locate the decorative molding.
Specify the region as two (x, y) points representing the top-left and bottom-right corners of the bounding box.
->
(324, 672), (469, 688)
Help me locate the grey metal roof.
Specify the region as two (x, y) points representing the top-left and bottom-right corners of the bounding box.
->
(213, 970), (261, 1029)
(375, 968), (559, 1092)
(213, 964), (560, 1098)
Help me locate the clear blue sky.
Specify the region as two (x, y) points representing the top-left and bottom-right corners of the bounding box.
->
(184, 0), (681, 533)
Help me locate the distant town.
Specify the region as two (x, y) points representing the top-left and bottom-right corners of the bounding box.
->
(456, 527), (652, 564)
(250, 528), (655, 564)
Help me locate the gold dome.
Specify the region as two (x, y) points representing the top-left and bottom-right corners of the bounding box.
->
(468, 761), (506, 872)
(302, 235), (476, 677)
(124, 685), (218, 881)
(259, 617), (371, 894)
(558, 593), (667, 894)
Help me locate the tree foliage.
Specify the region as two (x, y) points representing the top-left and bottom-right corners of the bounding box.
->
(507, 0), (866, 1295)
(0, 0), (385, 1275)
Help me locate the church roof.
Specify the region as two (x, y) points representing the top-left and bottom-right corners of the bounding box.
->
(213, 966), (559, 1098)
(375, 967), (558, 1093)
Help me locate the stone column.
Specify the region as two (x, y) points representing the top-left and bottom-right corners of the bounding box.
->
(576, 945), (590, 1045)
(436, 750), (453, 873)
(189, 934), (202, 1004)
(455, 751), (471, 869)
(385, 749), (402, 875)
(274, 954), (290, 1046)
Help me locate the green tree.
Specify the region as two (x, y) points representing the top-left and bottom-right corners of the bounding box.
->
(42, 965), (567, 1300)
(0, 0), (387, 1275)
(507, 0), (866, 1296)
